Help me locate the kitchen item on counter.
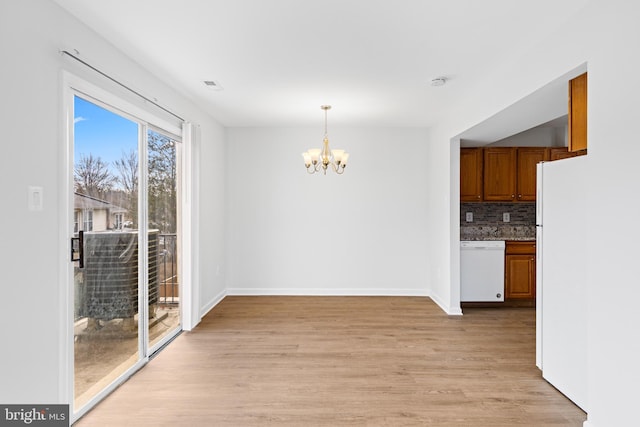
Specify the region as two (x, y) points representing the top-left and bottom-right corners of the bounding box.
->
(460, 240), (505, 302)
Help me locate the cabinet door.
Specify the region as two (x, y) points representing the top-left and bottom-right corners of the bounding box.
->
(569, 72), (587, 152)
(483, 147), (516, 201)
(516, 148), (547, 201)
(549, 147), (574, 161)
(460, 148), (483, 202)
(505, 254), (536, 299)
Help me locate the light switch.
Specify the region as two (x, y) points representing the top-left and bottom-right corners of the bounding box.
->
(465, 212), (473, 222)
(28, 186), (43, 211)
(503, 212), (510, 223)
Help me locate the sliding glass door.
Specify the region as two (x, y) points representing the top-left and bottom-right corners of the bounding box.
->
(147, 127), (182, 352)
(70, 93), (182, 414)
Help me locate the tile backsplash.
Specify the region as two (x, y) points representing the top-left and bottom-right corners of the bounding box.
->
(460, 202), (536, 240)
(461, 202), (535, 225)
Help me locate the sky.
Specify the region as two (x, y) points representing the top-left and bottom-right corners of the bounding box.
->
(74, 95), (138, 167)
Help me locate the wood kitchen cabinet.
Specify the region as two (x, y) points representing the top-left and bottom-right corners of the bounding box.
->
(549, 147), (587, 161)
(516, 147), (546, 201)
(466, 145), (575, 202)
(568, 72), (587, 152)
(460, 148), (483, 202)
(483, 147), (516, 201)
(505, 241), (536, 300)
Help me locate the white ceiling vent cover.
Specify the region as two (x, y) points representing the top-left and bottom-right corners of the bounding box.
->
(203, 80), (223, 90)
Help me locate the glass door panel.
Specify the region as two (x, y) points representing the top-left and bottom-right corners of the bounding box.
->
(72, 95), (141, 410)
(147, 128), (181, 350)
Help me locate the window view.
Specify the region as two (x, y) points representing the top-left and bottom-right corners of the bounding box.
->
(72, 95), (181, 411)
(147, 128), (180, 349)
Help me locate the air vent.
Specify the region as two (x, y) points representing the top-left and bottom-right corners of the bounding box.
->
(430, 77), (447, 87)
(203, 80), (223, 90)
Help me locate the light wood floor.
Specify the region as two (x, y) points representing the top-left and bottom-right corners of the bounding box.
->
(75, 296), (586, 426)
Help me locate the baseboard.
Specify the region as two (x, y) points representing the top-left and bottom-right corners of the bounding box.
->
(430, 292), (463, 316)
(199, 288), (227, 319)
(226, 287), (429, 297)
(198, 289), (461, 321)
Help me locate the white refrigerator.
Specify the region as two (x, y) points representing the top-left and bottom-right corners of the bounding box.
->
(536, 159), (588, 411)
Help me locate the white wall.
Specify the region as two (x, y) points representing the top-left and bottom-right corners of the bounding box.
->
(423, 127), (460, 314)
(430, 1), (640, 425)
(0, 0), (226, 405)
(226, 127), (431, 296)
(489, 125), (565, 147)
(195, 121), (227, 315)
(584, 3), (640, 426)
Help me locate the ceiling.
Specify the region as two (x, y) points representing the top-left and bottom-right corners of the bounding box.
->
(53, 0), (589, 129)
(458, 64), (586, 145)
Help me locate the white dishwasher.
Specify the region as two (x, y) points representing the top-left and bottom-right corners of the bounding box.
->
(460, 240), (505, 302)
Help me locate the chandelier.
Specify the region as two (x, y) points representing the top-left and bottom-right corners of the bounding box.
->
(302, 105), (349, 174)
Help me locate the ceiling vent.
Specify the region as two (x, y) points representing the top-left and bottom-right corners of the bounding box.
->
(203, 80), (223, 90)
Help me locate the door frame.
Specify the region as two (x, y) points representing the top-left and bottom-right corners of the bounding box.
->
(59, 71), (195, 422)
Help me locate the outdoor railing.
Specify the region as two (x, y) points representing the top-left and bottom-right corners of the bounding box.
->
(73, 231), (179, 322)
(158, 233), (178, 305)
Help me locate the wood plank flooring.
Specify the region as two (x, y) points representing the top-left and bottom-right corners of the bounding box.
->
(75, 296), (586, 426)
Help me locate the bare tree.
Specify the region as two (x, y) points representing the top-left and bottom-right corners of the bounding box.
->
(74, 153), (114, 198)
(113, 149), (139, 227)
(114, 149), (138, 194)
(148, 130), (177, 233)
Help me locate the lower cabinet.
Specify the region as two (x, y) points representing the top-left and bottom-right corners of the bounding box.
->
(505, 241), (536, 300)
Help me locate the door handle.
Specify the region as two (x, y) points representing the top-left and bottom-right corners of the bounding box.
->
(71, 230), (84, 268)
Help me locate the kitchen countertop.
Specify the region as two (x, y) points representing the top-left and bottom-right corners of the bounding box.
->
(460, 225), (535, 241)
(461, 237), (536, 241)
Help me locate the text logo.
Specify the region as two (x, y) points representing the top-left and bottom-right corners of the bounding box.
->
(1, 405), (68, 426)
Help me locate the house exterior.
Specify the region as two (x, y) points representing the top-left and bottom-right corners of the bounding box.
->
(73, 192), (128, 232)
(2, 1), (639, 426)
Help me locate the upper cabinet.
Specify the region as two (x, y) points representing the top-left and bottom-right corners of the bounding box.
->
(462, 147), (547, 202)
(548, 147), (585, 161)
(516, 147), (547, 201)
(569, 72), (588, 152)
(460, 148), (483, 202)
(483, 147), (517, 201)
(461, 145), (579, 202)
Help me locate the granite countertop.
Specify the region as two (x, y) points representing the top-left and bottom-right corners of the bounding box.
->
(460, 225), (535, 241)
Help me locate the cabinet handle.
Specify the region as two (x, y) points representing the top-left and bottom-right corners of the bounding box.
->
(511, 194), (515, 198)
